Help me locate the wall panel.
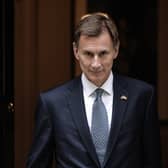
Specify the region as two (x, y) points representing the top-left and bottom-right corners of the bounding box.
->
(14, 0), (72, 167)
(158, 0), (168, 119)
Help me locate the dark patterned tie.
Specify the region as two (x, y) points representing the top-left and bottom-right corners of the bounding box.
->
(91, 88), (109, 166)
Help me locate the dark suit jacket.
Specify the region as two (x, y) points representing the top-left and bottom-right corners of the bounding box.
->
(27, 74), (162, 168)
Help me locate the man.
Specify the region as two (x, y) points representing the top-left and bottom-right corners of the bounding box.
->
(27, 12), (162, 168)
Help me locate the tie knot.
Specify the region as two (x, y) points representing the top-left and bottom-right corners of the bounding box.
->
(95, 88), (104, 99)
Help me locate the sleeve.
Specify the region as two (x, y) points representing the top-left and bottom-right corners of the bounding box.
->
(143, 87), (162, 168)
(26, 94), (54, 168)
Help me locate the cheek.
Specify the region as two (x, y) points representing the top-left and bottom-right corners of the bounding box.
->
(79, 57), (90, 66)
(103, 59), (113, 69)
(78, 58), (90, 70)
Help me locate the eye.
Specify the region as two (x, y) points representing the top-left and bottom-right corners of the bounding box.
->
(83, 51), (94, 57)
(99, 50), (108, 57)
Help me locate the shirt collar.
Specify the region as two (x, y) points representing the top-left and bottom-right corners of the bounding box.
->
(81, 71), (113, 97)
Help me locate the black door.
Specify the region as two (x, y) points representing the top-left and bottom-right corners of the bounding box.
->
(87, 0), (157, 86)
(0, 0), (14, 167)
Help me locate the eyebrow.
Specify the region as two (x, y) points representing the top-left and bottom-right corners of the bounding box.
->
(82, 49), (109, 55)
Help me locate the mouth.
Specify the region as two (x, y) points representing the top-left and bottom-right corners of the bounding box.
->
(91, 69), (103, 73)
(90, 71), (100, 74)
(90, 71), (103, 77)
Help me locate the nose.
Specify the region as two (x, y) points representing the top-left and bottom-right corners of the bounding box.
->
(91, 55), (101, 69)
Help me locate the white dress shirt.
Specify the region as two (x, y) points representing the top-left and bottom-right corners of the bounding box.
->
(81, 71), (113, 130)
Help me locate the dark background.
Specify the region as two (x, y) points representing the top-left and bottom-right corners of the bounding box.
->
(88, 0), (157, 85)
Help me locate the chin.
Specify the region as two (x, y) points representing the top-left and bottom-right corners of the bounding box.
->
(90, 77), (104, 86)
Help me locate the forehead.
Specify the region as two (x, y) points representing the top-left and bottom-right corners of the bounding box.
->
(78, 31), (113, 49)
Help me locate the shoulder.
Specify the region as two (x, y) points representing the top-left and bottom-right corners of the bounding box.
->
(115, 73), (154, 93)
(40, 76), (81, 101)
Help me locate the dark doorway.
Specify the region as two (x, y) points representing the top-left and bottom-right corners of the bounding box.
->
(87, 0), (157, 86)
(0, 0), (14, 167)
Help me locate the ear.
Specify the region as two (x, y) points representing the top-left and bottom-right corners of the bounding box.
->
(113, 43), (120, 59)
(73, 42), (79, 60)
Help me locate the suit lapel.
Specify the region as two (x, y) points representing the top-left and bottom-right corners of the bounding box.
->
(103, 74), (128, 166)
(67, 77), (100, 167)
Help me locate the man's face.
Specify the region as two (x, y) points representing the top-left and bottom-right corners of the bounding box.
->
(73, 31), (119, 87)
